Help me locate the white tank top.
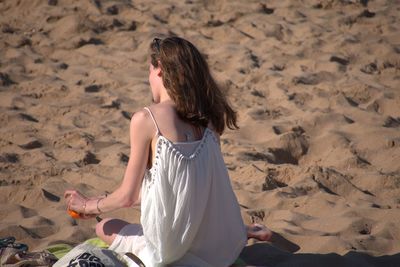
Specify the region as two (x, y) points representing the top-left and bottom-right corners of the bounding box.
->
(139, 107), (247, 267)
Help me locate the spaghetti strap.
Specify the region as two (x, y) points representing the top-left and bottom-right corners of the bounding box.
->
(144, 107), (161, 137)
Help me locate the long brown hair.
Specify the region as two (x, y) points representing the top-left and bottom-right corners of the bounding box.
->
(149, 36), (238, 135)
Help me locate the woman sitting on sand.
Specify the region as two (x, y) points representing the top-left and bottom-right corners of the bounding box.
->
(64, 36), (272, 266)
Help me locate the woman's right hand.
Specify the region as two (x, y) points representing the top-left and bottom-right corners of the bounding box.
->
(64, 189), (94, 219)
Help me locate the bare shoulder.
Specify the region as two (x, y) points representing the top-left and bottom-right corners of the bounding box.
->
(130, 108), (150, 124)
(129, 108), (156, 138)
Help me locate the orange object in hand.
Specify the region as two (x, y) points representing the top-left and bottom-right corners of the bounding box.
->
(68, 209), (82, 219)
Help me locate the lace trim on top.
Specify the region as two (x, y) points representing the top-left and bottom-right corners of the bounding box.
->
(144, 128), (218, 187)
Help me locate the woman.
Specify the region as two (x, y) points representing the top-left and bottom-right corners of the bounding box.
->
(64, 37), (272, 267)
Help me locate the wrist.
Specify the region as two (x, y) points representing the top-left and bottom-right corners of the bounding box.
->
(96, 195), (107, 214)
(82, 200), (87, 216)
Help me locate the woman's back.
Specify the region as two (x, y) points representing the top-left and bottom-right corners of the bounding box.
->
(138, 104), (247, 266)
(146, 102), (207, 143)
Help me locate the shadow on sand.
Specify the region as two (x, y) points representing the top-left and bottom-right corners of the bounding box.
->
(240, 232), (400, 267)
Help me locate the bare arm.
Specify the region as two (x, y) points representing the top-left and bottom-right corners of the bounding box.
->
(65, 109), (154, 215)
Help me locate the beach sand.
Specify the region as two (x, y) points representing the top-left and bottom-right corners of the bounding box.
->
(1, 0), (400, 265)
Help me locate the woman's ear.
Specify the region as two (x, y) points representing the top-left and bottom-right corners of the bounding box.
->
(156, 66), (162, 77)
(156, 60), (162, 77)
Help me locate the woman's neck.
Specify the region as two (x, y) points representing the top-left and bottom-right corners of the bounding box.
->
(158, 90), (173, 104)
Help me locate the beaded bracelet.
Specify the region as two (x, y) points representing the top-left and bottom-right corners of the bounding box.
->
(96, 197), (104, 214)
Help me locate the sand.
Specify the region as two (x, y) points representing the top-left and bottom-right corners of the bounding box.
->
(1, 0), (400, 266)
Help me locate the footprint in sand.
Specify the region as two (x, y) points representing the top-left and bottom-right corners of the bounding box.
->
(41, 189), (60, 202)
(341, 218), (374, 238)
(0, 153), (19, 163)
(358, 9), (375, 19)
(84, 84), (101, 93)
(386, 137), (400, 148)
(101, 100), (121, 109)
(342, 84), (380, 109)
(107, 5), (119, 15)
(127, 21), (137, 31)
(270, 64), (285, 71)
(119, 153), (129, 164)
(19, 113), (39, 123)
(292, 71), (335, 86)
(0, 205), (38, 220)
(343, 115), (355, 124)
(238, 151), (272, 162)
(112, 19), (124, 28)
(16, 37), (31, 48)
(247, 209), (266, 223)
(287, 92), (313, 107)
(272, 126), (283, 135)
(383, 116), (400, 128)
(248, 107), (286, 121)
(266, 24), (285, 41)
(250, 89), (265, 98)
(58, 63), (68, 70)
(360, 62), (379, 75)
(272, 125), (305, 136)
(19, 140), (43, 150)
(308, 166), (374, 198)
(0, 72), (17, 86)
(330, 55), (349, 66)
(259, 3), (274, 14)
(75, 151), (100, 167)
(262, 168), (288, 191)
(76, 38), (104, 48)
(72, 115), (91, 129)
(248, 51), (260, 69)
(239, 129), (308, 165)
(121, 110), (133, 120)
